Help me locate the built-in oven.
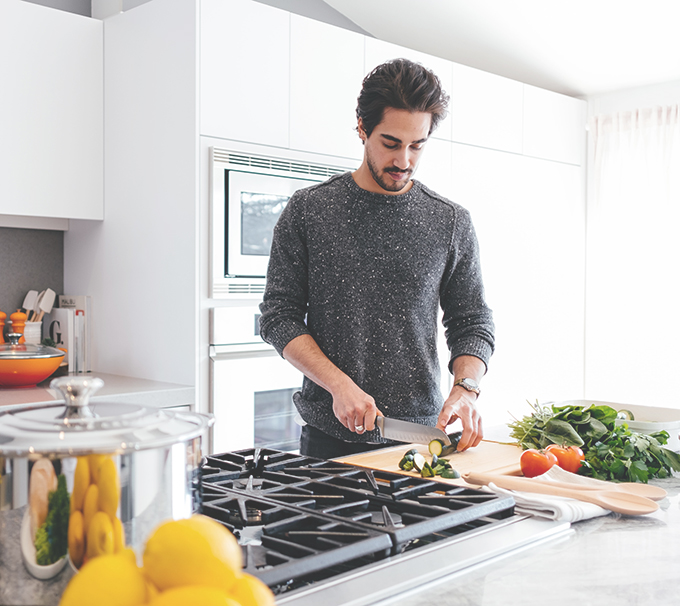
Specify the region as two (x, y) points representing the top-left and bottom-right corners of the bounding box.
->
(210, 147), (353, 298)
(209, 305), (304, 454)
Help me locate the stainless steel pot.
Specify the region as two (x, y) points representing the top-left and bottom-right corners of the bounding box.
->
(0, 376), (213, 606)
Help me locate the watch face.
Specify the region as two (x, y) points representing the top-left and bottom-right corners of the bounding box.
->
(462, 378), (479, 389)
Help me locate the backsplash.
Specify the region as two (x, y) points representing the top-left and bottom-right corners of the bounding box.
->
(0, 227), (63, 330)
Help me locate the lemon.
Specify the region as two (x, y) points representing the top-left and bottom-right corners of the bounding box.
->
(71, 457), (90, 514)
(87, 454), (108, 485)
(112, 516), (125, 553)
(82, 483), (99, 534)
(143, 515), (242, 593)
(59, 550), (147, 606)
(97, 457), (120, 519)
(147, 586), (241, 606)
(68, 510), (85, 569)
(231, 573), (275, 606)
(87, 511), (115, 559)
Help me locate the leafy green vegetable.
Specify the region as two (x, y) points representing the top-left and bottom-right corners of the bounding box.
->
(33, 474), (69, 565)
(508, 401), (680, 483)
(47, 474), (69, 563)
(34, 524), (51, 566)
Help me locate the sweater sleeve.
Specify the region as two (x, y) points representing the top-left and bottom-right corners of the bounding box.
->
(259, 193), (311, 356)
(440, 207), (495, 372)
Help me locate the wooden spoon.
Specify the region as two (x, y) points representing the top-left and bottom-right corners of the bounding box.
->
(528, 476), (667, 501)
(464, 471), (659, 516)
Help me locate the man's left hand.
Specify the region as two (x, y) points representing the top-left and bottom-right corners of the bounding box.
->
(436, 389), (483, 451)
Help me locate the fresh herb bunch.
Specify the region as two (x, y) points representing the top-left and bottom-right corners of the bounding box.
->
(33, 474), (69, 565)
(508, 401), (680, 483)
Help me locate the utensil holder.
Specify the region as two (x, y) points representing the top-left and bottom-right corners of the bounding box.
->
(23, 321), (42, 345)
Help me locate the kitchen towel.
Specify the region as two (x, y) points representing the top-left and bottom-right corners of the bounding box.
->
(484, 466), (611, 523)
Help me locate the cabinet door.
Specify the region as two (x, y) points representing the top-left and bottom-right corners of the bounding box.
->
(523, 85), (587, 165)
(0, 2), (102, 220)
(450, 63), (523, 154)
(364, 38), (453, 142)
(289, 14), (365, 160)
(200, 0), (290, 147)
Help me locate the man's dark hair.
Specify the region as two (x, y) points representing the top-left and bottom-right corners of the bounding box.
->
(356, 58), (449, 139)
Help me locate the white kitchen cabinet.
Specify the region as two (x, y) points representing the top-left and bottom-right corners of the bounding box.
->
(200, 0), (290, 148)
(450, 63), (523, 154)
(523, 84), (587, 165)
(289, 14), (365, 160)
(0, 0), (102, 221)
(364, 38), (453, 142)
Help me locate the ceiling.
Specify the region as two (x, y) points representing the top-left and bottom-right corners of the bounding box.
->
(27, 0), (680, 99)
(321, 0), (680, 99)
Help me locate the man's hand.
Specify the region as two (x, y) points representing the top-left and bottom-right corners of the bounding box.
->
(436, 390), (482, 451)
(436, 355), (486, 450)
(282, 334), (382, 434)
(331, 381), (383, 434)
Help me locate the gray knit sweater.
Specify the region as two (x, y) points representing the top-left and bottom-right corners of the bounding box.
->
(259, 172), (495, 442)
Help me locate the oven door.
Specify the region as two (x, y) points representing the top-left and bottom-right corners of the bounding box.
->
(210, 343), (304, 454)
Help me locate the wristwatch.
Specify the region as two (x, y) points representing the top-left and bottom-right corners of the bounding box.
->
(453, 377), (480, 396)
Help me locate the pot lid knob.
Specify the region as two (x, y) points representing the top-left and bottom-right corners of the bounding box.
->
(51, 376), (104, 420)
(6, 333), (23, 345)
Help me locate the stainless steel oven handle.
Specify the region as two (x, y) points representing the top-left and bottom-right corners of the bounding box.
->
(210, 343), (279, 361)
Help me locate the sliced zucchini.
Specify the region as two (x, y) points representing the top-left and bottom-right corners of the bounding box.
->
(407, 448), (419, 456)
(412, 453), (427, 472)
(420, 462), (436, 478)
(402, 460), (414, 472)
(428, 439), (444, 457)
(440, 468), (461, 479)
(398, 454), (413, 470)
(430, 453), (439, 467)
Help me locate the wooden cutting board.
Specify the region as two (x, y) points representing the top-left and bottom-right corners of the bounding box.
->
(335, 440), (523, 487)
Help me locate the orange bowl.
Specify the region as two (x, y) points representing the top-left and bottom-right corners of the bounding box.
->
(0, 354), (65, 388)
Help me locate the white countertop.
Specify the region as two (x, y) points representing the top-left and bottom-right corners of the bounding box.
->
(0, 371), (194, 409)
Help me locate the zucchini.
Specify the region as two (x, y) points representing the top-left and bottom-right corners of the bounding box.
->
(440, 468), (461, 479)
(430, 453), (439, 467)
(398, 453), (415, 469)
(412, 453), (427, 472)
(428, 439), (444, 457)
(402, 459), (414, 472)
(420, 462), (436, 478)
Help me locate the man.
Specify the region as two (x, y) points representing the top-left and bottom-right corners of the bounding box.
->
(259, 58), (495, 459)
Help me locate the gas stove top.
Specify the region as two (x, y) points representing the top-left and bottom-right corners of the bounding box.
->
(199, 448), (571, 605)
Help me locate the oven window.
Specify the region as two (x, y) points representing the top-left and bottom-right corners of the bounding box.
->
(254, 387), (301, 451)
(241, 192), (290, 256)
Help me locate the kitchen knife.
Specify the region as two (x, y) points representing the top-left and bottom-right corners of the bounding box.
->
(376, 416), (451, 446)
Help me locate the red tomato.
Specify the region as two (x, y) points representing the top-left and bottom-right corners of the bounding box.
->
(520, 448), (558, 477)
(545, 444), (585, 473)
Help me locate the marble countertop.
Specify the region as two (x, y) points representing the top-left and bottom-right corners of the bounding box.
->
(376, 473), (680, 606)
(0, 371), (194, 409)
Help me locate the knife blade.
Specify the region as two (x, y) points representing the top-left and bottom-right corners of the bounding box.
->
(376, 416), (451, 446)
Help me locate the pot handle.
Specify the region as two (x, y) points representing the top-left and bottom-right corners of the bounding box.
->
(51, 376), (104, 419)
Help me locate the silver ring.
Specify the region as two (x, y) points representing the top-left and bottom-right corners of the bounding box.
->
(354, 425), (364, 432)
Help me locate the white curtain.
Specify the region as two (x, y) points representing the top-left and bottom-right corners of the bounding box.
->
(586, 105), (680, 406)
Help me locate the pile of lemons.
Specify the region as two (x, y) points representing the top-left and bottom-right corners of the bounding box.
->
(68, 455), (125, 568)
(59, 514), (275, 606)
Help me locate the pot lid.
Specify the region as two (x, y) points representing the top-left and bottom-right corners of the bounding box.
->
(0, 333), (64, 360)
(0, 376), (214, 457)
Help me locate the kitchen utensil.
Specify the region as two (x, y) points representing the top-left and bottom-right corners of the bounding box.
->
(0, 333), (64, 388)
(0, 376), (213, 592)
(21, 291), (38, 321)
(464, 471), (659, 516)
(376, 416), (451, 446)
(526, 474), (667, 501)
(34, 288), (56, 323)
(31, 291), (45, 324)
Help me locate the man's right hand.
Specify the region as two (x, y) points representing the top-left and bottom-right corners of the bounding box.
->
(331, 381), (382, 434)
(282, 334), (382, 434)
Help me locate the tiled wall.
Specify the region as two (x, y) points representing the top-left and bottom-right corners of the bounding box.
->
(0, 227), (63, 333)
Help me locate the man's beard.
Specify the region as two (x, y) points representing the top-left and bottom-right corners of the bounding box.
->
(366, 154), (412, 193)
